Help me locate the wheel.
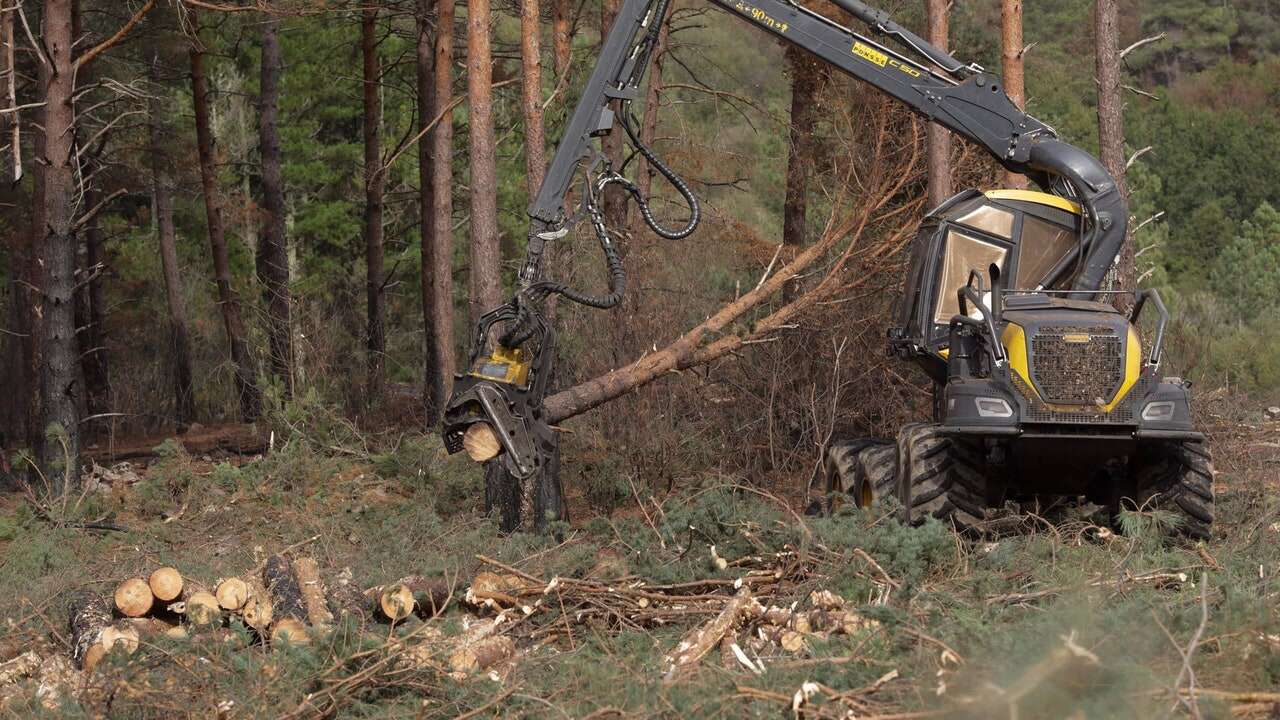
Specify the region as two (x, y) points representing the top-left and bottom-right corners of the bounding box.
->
(484, 440), (566, 534)
(822, 438), (893, 512)
(854, 444), (898, 509)
(898, 423), (988, 529)
(1131, 440), (1214, 540)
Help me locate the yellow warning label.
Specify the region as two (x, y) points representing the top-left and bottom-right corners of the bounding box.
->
(852, 42), (889, 68)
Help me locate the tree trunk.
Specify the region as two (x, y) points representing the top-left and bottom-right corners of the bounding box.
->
(79, 193), (110, 420)
(782, 46), (819, 300)
(362, 8), (386, 404)
(148, 45), (195, 430)
(191, 24), (260, 421)
(599, 0), (626, 232)
(1001, 0), (1027, 190)
(258, 16), (293, 397)
(418, 0), (456, 421)
(521, 0), (546, 195)
(635, 19), (668, 201)
(552, 0), (571, 79)
(467, 0), (502, 326)
(37, 0), (81, 488)
(1095, 0), (1133, 295)
(926, 0), (952, 208)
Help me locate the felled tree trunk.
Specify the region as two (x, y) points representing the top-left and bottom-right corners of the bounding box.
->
(264, 555), (307, 643)
(68, 592), (111, 669)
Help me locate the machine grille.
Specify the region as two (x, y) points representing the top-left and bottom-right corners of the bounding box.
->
(1030, 325), (1124, 406)
(1012, 371), (1141, 424)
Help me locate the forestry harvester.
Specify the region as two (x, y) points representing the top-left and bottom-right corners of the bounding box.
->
(440, 0), (1213, 537)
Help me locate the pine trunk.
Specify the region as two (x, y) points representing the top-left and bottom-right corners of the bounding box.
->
(81, 204), (110, 419)
(258, 16), (293, 397)
(37, 0), (82, 489)
(782, 46), (819, 300)
(363, 8), (386, 404)
(418, 0), (456, 421)
(1095, 0), (1133, 298)
(926, 0), (952, 208)
(191, 28), (260, 422)
(522, 0), (546, 195)
(467, 0), (502, 326)
(1001, 0), (1027, 190)
(149, 47), (196, 430)
(552, 0), (571, 78)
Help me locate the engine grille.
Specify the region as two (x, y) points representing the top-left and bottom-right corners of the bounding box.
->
(1012, 373), (1141, 424)
(1030, 325), (1124, 406)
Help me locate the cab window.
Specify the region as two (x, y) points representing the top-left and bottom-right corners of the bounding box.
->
(933, 230), (1007, 325)
(1015, 215), (1077, 289)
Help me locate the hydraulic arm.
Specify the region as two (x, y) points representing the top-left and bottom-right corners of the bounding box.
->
(442, 0), (1130, 528)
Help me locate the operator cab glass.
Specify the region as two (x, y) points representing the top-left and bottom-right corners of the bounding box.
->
(897, 189), (1083, 357)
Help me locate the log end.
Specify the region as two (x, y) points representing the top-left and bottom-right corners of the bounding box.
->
(462, 423), (503, 463)
(270, 618), (309, 646)
(114, 578), (154, 618)
(148, 567), (184, 602)
(186, 591), (222, 626)
(215, 577), (249, 611)
(379, 585), (415, 622)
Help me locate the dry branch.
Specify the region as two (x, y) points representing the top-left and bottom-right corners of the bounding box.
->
(662, 588), (753, 681)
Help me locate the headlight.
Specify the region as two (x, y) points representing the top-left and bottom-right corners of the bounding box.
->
(975, 397), (1014, 418)
(1142, 401), (1176, 422)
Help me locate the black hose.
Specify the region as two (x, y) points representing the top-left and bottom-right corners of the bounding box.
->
(618, 112), (700, 240)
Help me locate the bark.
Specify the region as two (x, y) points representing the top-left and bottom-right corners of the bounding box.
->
(191, 27), (260, 422)
(552, 0), (571, 78)
(418, 0), (456, 421)
(521, 0), (546, 195)
(81, 202), (110, 418)
(467, 0), (502, 325)
(37, 0), (81, 488)
(782, 46), (819, 301)
(149, 46), (196, 429)
(925, 0), (952, 208)
(362, 8), (386, 403)
(635, 20), (668, 201)
(258, 16), (293, 397)
(67, 592), (111, 669)
(1001, 0), (1027, 190)
(1095, 0), (1133, 295)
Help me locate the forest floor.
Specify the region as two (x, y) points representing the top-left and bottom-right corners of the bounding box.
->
(0, 396), (1278, 719)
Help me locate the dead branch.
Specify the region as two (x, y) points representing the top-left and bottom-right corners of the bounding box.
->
(1120, 32), (1166, 60)
(75, 0), (157, 71)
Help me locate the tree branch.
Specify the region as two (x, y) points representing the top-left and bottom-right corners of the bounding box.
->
(1119, 32), (1166, 60)
(75, 0), (158, 72)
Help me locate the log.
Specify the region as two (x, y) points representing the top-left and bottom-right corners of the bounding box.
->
(270, 618), (309, 646)
(368, 576), (452, 622)
(148, 567), (184, 603)
(241, 577), (274, 631)
(100, 624), (140, 654)
(661, 588), (753, 681)
(215, 577), (249, 611)
(448, 635), (514, 674)
(0, 651), (43, 685)
(292, 557), (334, 628)
(185, 591), (222, 626)
(68, 592), (112, 670)
(263, 555), (306, 622)
(462, 423), (503, 462)
(380, 584), (416, 623)
(113, 577), (154, 618)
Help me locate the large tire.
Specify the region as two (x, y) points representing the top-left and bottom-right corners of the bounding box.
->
(822, 438), (894, 512)
(855, 444), (898, 509)
(899, 424), (988, 529)
(1132, 441), (1214, 540)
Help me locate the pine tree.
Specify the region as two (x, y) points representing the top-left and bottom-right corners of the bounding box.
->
(1210, 202), (1280, 321)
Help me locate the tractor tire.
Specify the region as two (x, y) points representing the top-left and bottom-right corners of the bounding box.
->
(898, 423), (988, 529)
(1132, 441), (1214, 540)
(822, 438), (893, 512)
(855, 444), (898, 509)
